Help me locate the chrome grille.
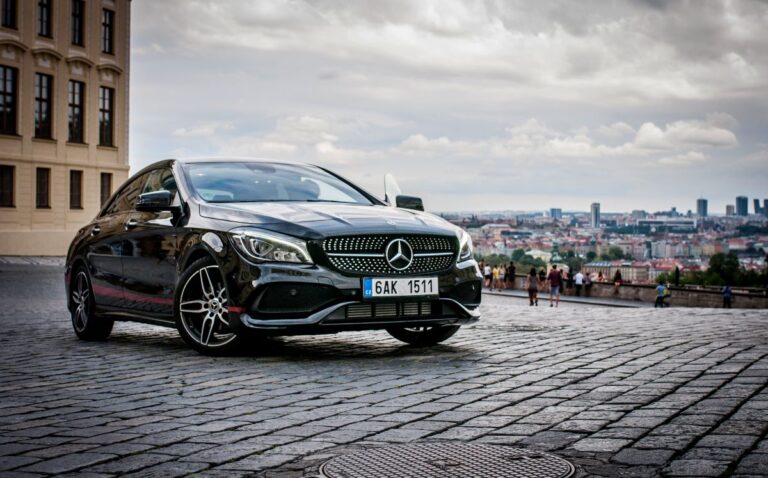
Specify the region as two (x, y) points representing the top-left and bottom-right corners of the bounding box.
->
(322, 235), (456, 275)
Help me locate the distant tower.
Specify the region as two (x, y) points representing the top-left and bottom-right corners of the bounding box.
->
(764, 199), (768, 217)
(696, 198), (708, 217)
(736, 196), (748, 216)
(590, 203), (601, 228)
(726, 204), (735, 216)
(550, 208), (562, 220)
(754, 199), (761, 215)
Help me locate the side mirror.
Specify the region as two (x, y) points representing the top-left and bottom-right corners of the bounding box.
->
(396, 195), (424, 211)
(136, 190), (175, 212)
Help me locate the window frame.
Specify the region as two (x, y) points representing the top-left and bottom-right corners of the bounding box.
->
(34, 73), (54, 139)
(36, 167), (51, 209)
(0, 164), (13, 207)
(1, 0), (16, 29)
(37, 0), (52, 38)
(101, 8), (114, 54)
(100, 172), (112, 206)
(98, 86), (114, 146)
(0, 65), (17, 135)
(68, 80), (85, 143)
(69, 169), (83, 209)
(71, 0), (85, 46)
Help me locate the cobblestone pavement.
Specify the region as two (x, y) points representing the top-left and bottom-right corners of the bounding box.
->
(1, 263), (767, 477)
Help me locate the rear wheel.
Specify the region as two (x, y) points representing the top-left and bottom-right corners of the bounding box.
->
(70, 266), (113, 340)
(175, 257), (242, 355)
(386, 325), (461, 346)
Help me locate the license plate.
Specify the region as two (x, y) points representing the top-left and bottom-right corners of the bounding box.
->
(363, 277), (438, 299)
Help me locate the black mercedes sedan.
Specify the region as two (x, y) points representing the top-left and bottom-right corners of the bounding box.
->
(65, 159), (482, 355)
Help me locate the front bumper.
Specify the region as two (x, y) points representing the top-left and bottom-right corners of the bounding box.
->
(220, 257), (482, 336)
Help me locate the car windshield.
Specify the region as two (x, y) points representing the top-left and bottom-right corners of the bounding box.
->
(183, 162), (374, 205)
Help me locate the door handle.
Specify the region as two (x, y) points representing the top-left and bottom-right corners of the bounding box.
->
(91, 225), (101, 236)
(125, 219), (139, 230)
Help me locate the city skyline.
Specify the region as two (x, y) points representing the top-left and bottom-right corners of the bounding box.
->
(129, 1), (768, 212)
(437, 195), (768, 217)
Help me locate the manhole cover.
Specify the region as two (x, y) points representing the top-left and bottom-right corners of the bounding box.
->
(319, 443), (574, 478)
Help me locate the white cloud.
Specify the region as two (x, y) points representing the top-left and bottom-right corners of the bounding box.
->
(172, 122), (233, 138)
(658, 151), (709, 165)
(631, 116), (738, 152)
(597, 122), (635, 137)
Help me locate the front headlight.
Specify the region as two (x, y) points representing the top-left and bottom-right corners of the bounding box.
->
(229, 228), (313, 264)
(458, 229), (473, 262)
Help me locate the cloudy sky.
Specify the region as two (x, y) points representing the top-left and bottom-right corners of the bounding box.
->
(130, 0), (768, 214)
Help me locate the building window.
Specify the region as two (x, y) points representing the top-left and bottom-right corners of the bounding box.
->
(68, 80), (85, 143)
(38, 0), (52, 37)
(0, 164), (13, 207)
(0, 65), (17, 135)
(100, 172), (112, 205)
(36, 168), (50, 208)
(71, 0), (84, 46)
(1, 0), (16, 29)
(98, 86), (114, 146)
(34, 73), (53, 139)
(69, 170), (83, 209)
(101, 8), (114, 54)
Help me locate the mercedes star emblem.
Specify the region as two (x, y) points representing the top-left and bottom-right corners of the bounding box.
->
(385, 238), (414, 271)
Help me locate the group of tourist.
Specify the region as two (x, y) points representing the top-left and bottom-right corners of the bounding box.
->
(478, 261), (601, 308)
(523, 264), (596, 307)
(478, 260), (738, 309)
(478, 262), (516, 291)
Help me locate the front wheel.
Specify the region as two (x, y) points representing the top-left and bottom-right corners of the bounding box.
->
(70, 266), (113, 340)
(175, 257), (242, 355)
(386, 325), (461, 346)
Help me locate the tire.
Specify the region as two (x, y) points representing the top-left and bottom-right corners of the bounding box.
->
(386, 325), (461, 346)
(175, 257), (242, 355)
(70, 266), (113, 341)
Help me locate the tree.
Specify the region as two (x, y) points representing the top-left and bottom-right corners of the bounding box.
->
(709, 252), (740, 285)
(511, 248), (526, 262)
(586, 251), (597, 262)
(607, 246), (625, 260)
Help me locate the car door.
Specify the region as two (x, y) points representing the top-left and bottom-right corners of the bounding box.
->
(86, 174), (145, 310)
(120, 167), (181, 319)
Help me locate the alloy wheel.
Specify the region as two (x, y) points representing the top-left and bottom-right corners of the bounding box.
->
(179, 265), (236, 348)
(72, 271), (91, 333)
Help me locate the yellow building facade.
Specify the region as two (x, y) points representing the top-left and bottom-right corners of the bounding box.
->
(0, 0), (130, 255)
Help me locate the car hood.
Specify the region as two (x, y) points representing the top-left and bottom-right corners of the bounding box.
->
(199, 201), (460, 240)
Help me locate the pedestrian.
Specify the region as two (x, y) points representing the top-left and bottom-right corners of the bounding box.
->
(613, 270), (622, 295)
(566, 269), (574, 293)
(654, 280), (666, 308)
(574, 270), (584, 296)
(722, 285), (733, 308)
(526, 267), (540, 306)
(506, 262), (516, 290)
(663, 282), (672, 307)
(584, 272), (592, 297)
(538, 269), (546, 284)
(597, 271), (604, 283)
(491, 265), (500, 291)
(498, 265), (506, 290)
(547, 264), (563, 308)
(483, 263), (492, 288)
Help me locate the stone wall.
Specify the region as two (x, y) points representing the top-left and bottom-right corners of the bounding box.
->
(507, 275), (768, 309)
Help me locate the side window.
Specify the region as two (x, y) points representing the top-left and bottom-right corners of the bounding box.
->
(141, 168), (178, 202)
(102, 172), (148, 216)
